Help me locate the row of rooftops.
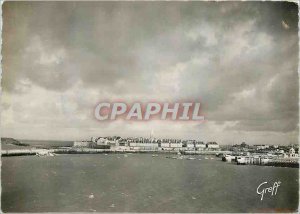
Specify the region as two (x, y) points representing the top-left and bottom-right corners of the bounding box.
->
(93, 136), (218, 145)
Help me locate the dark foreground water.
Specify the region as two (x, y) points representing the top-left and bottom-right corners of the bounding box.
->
(1, 154), (299, 213)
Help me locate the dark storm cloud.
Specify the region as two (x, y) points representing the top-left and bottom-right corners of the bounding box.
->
(1, 1), (299, 140)
(3, 2), (297, 91)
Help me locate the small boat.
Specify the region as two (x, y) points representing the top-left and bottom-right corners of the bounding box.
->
(187, 157), (196, 160)
(205, 157), (209, 160)
(152, 155), (158, 157)
(222, 154), (234, 162)
(237, 157), (246, 165)
(36, 150), (55, 157)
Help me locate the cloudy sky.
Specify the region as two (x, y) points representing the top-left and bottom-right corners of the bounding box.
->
(1, 1), (299, 145)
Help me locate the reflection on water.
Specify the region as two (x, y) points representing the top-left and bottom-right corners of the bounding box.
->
(1, 154), (299, 213)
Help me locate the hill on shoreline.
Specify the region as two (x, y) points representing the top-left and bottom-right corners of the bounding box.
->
(1, 138), (29, 146)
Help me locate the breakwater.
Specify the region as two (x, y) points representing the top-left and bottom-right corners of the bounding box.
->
(182, 150), (231, 155)
(2, 149), (298, 168)
(1, 149), (44, 156)
(264, 158), (299, 168)
(1, 148), (182, 156)
(1, 148), (228, 156)
(231, 155), (299, 168)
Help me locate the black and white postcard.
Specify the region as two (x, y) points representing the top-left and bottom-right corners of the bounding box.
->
(1, 1), (299, 213)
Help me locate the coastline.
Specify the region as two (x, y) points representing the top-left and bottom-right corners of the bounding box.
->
(1, 148), (299, 168)
(1, 148), (223, 156)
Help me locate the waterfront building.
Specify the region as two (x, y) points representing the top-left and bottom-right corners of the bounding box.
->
(161, 142), (171, 150)
(289, 147), (298, 158)
(206, 142), (220, 150)
(108, 138), (130, 150)
(73, 141), (91, 147)
(186, 140), (195, 150)
(117, 138), (128, 147)
(128, 141), (137, 147)
(255, 145), (270, 150)
(140, 142), (159, 150)
(170, 142), (183, 151)
(195, 141), (206, 150)
(75, 136), (226, 152)
(96, 137), (107, 145)
(127, 139), (159, 151)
